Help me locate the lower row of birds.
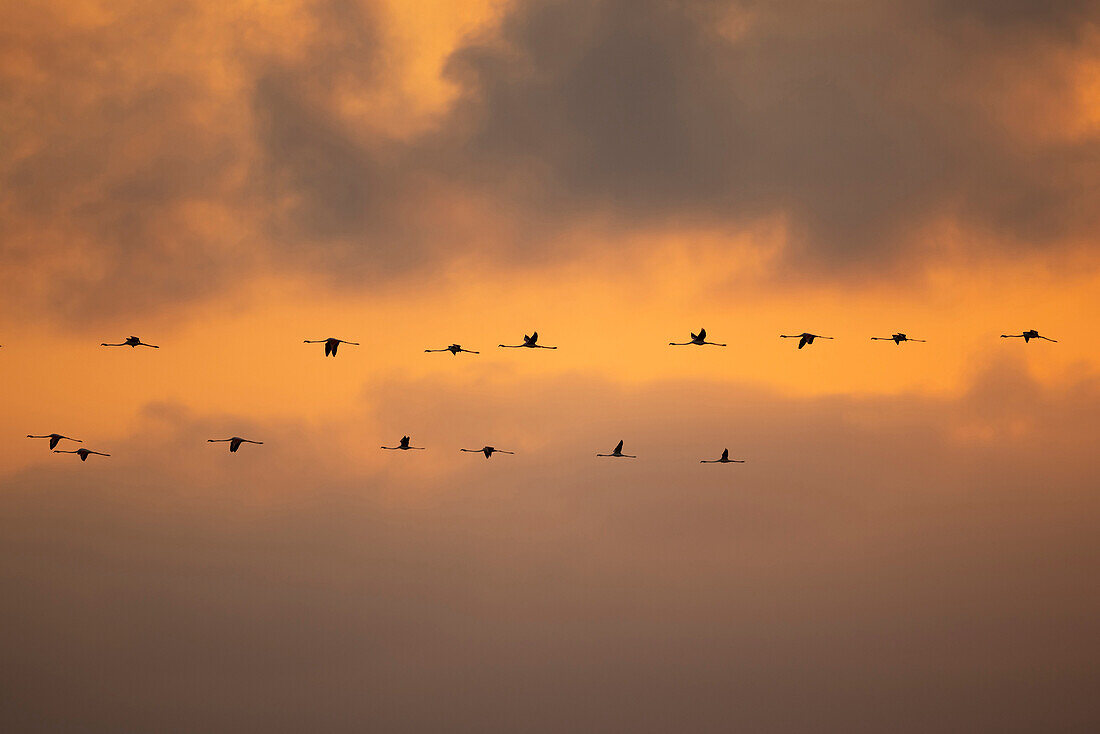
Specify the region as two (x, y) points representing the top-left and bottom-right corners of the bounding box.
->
(71, 329), (1060, 356)
(28, 434), (744, 463)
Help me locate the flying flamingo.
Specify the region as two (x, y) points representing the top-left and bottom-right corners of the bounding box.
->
(381, 435), (425, 451)
(596, 440), (636, 458)
(207, 437), (263, 453)
(460, 446), (514, 459)
(1001, 330), (1057, 343)
(27, 433), (82, 450)
(669, 328), (726, 347)
(499, 332), (557, 349)
(871, 333), (925, 345)
(780, 332), (833, 349)
(700, 448), (745, 464)
(303, 338), (359, 356)
(101, 336), (158, 348)
(54, 448), (110, 461)
(426, 344), (479, 355)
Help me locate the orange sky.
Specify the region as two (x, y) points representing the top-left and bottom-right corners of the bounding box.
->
(2, 1), (1099, 731)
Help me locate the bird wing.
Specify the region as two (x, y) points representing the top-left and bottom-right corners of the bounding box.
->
(615, 440), (624, 452)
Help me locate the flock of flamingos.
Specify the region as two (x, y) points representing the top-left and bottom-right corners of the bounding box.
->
(24, 327), (1058, 463)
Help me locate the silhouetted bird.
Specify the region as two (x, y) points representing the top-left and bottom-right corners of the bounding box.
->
(499, 332), (557, 349)
(700, 448), (745, 464)
(426, 344), (479, 355)
(207, 437), (263, 452)
(871, 333), (925, 345)
(597, 439), (636, 458)
(669, 328), (726, 347)
(1001, 330), (1057, 343)
(303, 338), (358, 356)
(381, 435), (424, 450)
(101, 336), (158, 348)
(27, 433), (82, 450)
(54, 448), (109, 461)
(781, 332), (833, 349)
(460, 446), (514, 459)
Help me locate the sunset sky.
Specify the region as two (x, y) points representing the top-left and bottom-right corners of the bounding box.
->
(2, 1), (1099, 731)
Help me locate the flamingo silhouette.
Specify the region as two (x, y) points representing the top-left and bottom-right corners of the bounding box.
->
(101, 336), (158, 348)
(780, 333), (833, 349)
(460, 446), (514, 459)
(1001, 330), (1057, 343)
(381, 435), (425, 450)
(303, 338), (359, 356)
(54, 448), (110, 461)
(597, 439), (636, 458)
(27, 433), (82, 450)
(426, 344), (479, 355)
(871, 333), (925, 345)
(207, 437), (263, 452)
(499, 332), (557, 349)
(700, 448), (745, 464)
(669, 328), (726, 347)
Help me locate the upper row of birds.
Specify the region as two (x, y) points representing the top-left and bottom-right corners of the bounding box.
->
(21, 327), (1058, 464)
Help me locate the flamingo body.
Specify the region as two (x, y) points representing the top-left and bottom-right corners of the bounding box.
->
(700, 448), (745, 464)
(669, 328), (726, 347)
(304, 338), (358, 357)
(781, 332), (833, 349)
(54, 448), (109, 461)
(499, 332), (557, 349)
(460, 446), (514, 459)
(208, 437), (263, 452)
(28, 433), (82, 450)
(597, 439), (636, 458)
(381, 435), (425, 450)
(101, 336), (158, 348)
(426, 344), (479, 355)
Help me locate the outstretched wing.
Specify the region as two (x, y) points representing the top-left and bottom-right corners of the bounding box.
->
(698, 328), (706, 340)
(614, 439), (624, 453)
(721, 448), (728, 461)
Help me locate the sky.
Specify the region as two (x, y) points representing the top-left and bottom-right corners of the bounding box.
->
(1, 0), (1099, 731)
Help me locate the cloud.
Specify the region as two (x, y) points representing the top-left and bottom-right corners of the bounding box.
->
(439, 0), (1100, 265)
(1, 362), (1098, 731)
(2, 0), (1099, 318)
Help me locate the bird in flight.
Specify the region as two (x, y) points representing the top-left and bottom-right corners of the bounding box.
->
(303, 338), (359, 357)
(780, 332), (833, 349)
(669, 328), (726, 347)
(499, 332), (557, 349)
(27, 433), (82, 450)
(101, 336), (158, 348)
(871, 333), (925, 345)
(207, 437), (263, 452)
(381, 435), (425, 450)
(426, 344), (479, 355)
(54, 448), (110, 461)
(597, 439), (636, 458)
(700, 448), (745, 464)
(460, 446), (514, 459)
(1001, 330), (1057, 343)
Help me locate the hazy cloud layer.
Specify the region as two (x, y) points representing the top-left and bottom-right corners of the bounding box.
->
(2, 362), (1099, 731)
(2, 0), (1098, 315)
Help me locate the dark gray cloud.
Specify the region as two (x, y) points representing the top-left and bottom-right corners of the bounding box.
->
(438, 0), (1100, 265)
(2, 362), (1099, 731)
(2, 0), (1099, 319)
